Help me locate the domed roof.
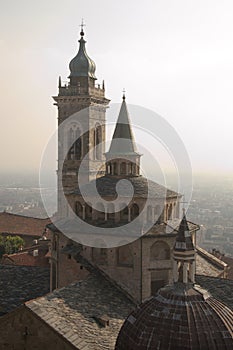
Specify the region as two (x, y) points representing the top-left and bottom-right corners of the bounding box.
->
(69, 30), (96, 79)
(115, 283), (233, 350)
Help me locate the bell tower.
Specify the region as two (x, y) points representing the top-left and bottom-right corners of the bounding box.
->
(53, 24), (110, 217)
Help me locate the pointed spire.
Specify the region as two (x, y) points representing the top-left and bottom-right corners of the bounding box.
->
(174, 212), (194, 252)
(107, 95), (138, 155)
(173, 212), (196, 284)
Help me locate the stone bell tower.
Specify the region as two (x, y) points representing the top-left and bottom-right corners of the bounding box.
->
(53, 23), (110, 217)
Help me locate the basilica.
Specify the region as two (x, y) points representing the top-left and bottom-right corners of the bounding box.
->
(0, 26), (232, 349)
(49, 25), (200, 302)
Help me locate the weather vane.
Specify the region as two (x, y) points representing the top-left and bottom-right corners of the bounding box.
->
(122, 88), (126, 100)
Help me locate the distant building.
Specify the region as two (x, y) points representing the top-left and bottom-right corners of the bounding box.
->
(0, 212), (50, 247)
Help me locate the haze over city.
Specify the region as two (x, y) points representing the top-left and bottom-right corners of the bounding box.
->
(1, 0), (233, 177)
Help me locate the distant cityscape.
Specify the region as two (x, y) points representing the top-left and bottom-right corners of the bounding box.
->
(0, 172), (232, 257)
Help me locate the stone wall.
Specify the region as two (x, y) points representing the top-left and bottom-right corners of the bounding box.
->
(0, 306), (76, 350)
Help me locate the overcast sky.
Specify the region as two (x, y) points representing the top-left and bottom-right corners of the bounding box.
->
(1, 0), (233, 176)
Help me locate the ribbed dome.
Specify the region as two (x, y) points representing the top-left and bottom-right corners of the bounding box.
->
(69, 31), (96, 79)
(115, 283), (233, 350)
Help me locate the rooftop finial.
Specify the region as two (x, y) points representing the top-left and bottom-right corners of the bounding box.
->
(80, 18), (86, 37)
(181, 195), (188, 217)
(122, 88), (126, 101)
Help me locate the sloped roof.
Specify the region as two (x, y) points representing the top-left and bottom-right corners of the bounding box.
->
(220, 256), (233, 280)
(0, 212), (50, 237)
(0, 265), (50, 316)
(196, 275), (233, 309)
(74, 175), (179, 199)
(26, 273), (135, 350)
(107, 98), (138, 156)
(196, 253), (223, 277)
(174, 214), (195, 252)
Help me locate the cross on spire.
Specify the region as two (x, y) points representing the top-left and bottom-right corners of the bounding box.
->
(180, 195), (188, 215)
(122, 88), (126, 100)
(80, 18), (86, 36)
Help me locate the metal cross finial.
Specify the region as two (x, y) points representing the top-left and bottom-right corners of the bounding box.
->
(180, 195), (188, 215)
(80, 18), (86, 36)
(122, 88), (126, 100)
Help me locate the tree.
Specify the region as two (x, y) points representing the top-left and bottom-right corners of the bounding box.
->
(0, 235), (25, 257)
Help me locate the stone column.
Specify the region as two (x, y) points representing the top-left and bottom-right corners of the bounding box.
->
(189, 260), (195, 283)
(173, 259), (178, 283)
(183, 262), (188, 283)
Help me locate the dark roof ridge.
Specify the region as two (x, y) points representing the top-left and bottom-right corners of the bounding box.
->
(0, 211), (50, 220)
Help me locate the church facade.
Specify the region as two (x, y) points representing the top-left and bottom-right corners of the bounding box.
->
(48, 26), (200, 303)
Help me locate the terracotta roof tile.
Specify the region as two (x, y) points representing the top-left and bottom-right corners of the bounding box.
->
(0, 212), (50, 237)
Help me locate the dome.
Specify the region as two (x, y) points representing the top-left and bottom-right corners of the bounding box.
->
(115, 283), (233, 350)
(69, 31), (96, 79)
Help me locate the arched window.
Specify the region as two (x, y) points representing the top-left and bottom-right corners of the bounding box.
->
(107, 203), (115, 221)
(129, 163), (133, 175)
(150, 241), (170, 261)
(120, 162), (127, 175)
(85, 202), (92, 220)
(96, 202), (105, 221)
(94, 124), (102, 160)
(113, 162), (117, 175)
(106, 163), (112, 175)
(131, 203), (139, 220)
(168, 204), (173, 220)
(120, 203), (128, 221)
(67, 126), (82, 160)
(74, 127), (82, 160)
(147, 205), (153, 223)
(75, 201), (83, 218)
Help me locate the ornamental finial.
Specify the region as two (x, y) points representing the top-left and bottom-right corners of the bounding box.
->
(122, 88), (126, 101)
(80, 18), (86, 37)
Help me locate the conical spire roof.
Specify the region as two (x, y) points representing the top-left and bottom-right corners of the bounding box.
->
(174, 212), (195, 252)
(108, 96), (139, 155)
(69, 29), (96, 79)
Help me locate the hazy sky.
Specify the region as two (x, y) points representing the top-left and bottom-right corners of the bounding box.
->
(1, 0), (233, 175)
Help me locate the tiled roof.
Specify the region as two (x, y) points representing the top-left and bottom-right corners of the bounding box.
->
(196, 275), (233, 310)
(1, 247), (49, 267)
(0, 265), (50, 316)
(0, 212), (50, 237)
(174, 214), (194, 251)
(116, 282), (233, 350)
(73, 176), (179, 199)
(106, 98), (138, 155)
(26, 273), (135, 350)
(196, 253), (223, 277)
(220, 256), (233, 280)
(145, 220), (200, 237)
